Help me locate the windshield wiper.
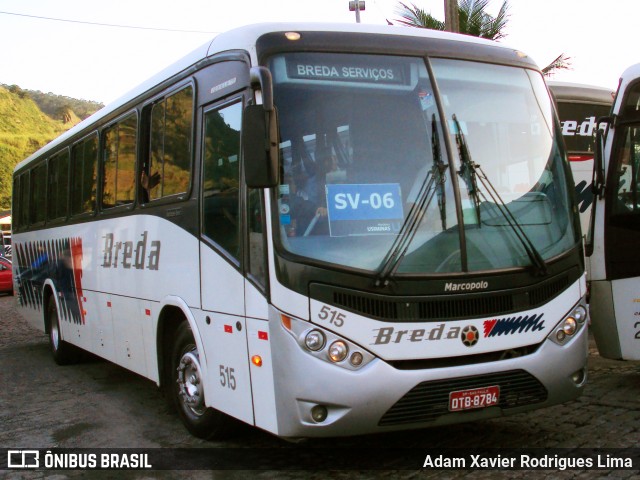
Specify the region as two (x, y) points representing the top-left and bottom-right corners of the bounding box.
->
(432, 115), (448, 230)
(453, 115), (481, 223)
(452, 115), (548, 276)
(375, 120), (448, 286)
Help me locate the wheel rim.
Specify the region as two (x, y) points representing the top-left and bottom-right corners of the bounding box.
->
(50, 304), (60, 351)
(176, 349), (206, 416)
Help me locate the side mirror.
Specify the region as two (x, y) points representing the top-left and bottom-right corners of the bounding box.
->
(585, 117), (611, 257)
(242, 67), (279, 188)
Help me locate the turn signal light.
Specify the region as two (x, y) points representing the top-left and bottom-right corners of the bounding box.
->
(251, 355), (263, 367)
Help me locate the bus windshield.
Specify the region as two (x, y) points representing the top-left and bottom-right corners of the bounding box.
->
(271, 53), (578, 274)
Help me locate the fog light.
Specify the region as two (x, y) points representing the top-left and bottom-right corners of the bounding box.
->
(563, 318), (577, 336)
(304, 330), (325, 351)
(572, 369), (586, 385)
(573, 305), (587, 324)
(350, 351), (364, 367)
(556, 330), (566, 342)
(310, 405), (328, 423)
(328, 341), (348, 362)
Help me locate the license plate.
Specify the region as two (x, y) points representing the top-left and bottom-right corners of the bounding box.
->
(448, 385), (500, 412)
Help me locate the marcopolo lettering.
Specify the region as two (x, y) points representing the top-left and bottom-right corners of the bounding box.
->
(483, 313), (545, 337)
(444, 281), (488, 292)
(101, 231), (161, 270)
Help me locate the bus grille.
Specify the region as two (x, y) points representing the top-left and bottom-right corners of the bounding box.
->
(322, 273), (571, 322)
(378, 370), (547, 426)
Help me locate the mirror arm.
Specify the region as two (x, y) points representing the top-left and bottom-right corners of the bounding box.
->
(250, 66), (274, 112)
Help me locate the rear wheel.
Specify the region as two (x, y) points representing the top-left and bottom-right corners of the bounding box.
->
(47, 298), (80, 365)
(169, 321), (229, 439)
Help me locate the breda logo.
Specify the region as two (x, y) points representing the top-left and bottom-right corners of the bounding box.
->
(461, 325), (479, 347)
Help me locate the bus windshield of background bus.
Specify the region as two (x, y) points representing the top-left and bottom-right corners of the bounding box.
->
(270, 53), (578, 275)
(557, 101), (611, 160)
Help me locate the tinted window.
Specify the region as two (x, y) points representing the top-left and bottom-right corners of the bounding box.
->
(148, 86), (193, 200)
(12, 176), (20, 230)
(30, 163), (47, 224)
(202, 101), (242, 260)
(611, 125), (640, 216)
(19, 174), (29, 228)
(557, 102), (611, 156)
(48, 150), (69, 221)
(103, 114), (137, 208)
(71, 135), (98, 215)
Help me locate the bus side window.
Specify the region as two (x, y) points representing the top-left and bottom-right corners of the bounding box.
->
(146, 85), (193, 201)
(30, 162), (47, 225)
(612, 126), (640, 215)
(71, 135), (98, 216)
(102, 114), (137, 209)
(202, 101), (242, 261)
(47, 149), (69, 221)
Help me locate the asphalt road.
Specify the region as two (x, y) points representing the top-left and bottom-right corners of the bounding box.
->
(0, 293), (639, 479)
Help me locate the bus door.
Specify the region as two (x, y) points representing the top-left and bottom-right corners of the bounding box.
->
(596, 80), (640, 360)
(198, 62), (255, 424)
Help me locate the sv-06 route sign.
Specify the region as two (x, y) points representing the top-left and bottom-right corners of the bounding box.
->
(326, 183), (404, 236)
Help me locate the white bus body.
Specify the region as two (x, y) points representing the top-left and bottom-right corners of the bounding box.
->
(589, 64), (640, 360)
(12, 23), (588, 439)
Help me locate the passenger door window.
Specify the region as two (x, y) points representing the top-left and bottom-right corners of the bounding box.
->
(202, 101), (242, 260)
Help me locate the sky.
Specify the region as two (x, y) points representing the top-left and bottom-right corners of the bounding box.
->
(0, 0), (635, 104)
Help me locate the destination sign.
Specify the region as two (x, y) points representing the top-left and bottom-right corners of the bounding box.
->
(286, 58), (408, 85)
(326, 183), (404, 236)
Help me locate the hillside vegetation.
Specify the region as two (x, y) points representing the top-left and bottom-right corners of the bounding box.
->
(0, 84), (103, 209)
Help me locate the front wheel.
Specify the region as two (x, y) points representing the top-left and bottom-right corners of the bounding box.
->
(47, 297), (80, 365)
(169, 321), (229, 439)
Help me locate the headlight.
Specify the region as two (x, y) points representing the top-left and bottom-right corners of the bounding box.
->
(282, 312), (375, 370)
(563, 317), (577, 336)
(328, 341), (348, 362)
(304, 330), (326, 351)
(572, 305), (587, 324)
(550, 301), (588, 346)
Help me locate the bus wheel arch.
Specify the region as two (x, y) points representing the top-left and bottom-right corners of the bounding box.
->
(43, 287), (80, 365)
(157, 306), (230, 439)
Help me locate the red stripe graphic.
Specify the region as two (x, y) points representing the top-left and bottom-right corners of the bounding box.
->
(483, 319), (497, 338)
(70, 237), (85, 325)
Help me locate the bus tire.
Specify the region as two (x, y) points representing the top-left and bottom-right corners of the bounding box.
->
(47, 297), (80, 365)
(170, 321), (229, 439)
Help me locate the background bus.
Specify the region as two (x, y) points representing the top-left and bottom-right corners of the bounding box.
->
(548, 81), (614, 236)
(12, 23), (589, 439)
(589, 64), (640, 361)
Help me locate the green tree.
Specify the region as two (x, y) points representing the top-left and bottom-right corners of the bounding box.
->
(394, 0), (569, 75)
(395, 0), (509, 40)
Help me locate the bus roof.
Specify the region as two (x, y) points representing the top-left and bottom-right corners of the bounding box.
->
(547, 80), (614, 105)
(15, 22), (535, 173)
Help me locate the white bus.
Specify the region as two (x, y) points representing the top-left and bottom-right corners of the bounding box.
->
(548, 81), (614, 236)
(589, 64), (640, 361)
(12, 23), (589, 439)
